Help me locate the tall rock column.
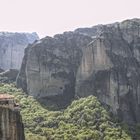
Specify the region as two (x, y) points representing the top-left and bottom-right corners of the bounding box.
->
(0, 107), (25, 140)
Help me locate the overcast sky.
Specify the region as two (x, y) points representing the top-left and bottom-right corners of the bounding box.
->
(0, 0), (139, 38)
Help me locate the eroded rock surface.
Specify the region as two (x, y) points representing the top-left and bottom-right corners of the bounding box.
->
(17, 33), (92, 106)
(0, 106), (25, 140)
(17, 18), (140, 123)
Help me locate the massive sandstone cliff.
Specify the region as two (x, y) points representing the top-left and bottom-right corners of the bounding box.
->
(0, 106), (25, 140)
(17, 18), (140, 124)
(0, 32), (39, 70)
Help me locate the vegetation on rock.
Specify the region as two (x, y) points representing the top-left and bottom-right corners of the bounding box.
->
(0, 83), (133, 140)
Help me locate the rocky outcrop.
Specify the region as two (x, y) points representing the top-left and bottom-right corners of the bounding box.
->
(0, 32), (39, 70)
(17, 33), (92, 106)
(0, 106), (25, 140)
(0, 69), (19, 83)
(17, 18), (140, 124)
(75, 19), (140, 124)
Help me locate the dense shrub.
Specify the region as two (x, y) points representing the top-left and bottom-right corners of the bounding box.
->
(0, 84), (132, 140)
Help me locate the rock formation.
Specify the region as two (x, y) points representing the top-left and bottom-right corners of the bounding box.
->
(0, 98), (25, 140)
(17, 33), (92, 106)
(0, 69), (19, 83)
(0, 32), (39, 70)
(17, 18), (140, 124)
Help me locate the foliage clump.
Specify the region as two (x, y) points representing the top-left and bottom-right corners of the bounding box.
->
(0, 83), (132, 140)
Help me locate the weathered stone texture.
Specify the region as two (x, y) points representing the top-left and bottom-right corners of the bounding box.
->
(17, 33), (91, 106)
(17, 18), (140, 123)
(0, 107), (25, 140)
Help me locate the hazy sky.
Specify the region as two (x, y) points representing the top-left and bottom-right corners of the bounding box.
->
(0, 0), (139, 38)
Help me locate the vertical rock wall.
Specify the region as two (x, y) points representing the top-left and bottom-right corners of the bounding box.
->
(0, 32), (39, 70)
(17, 18), (140, 124)
(0, 107), (25, 140)
(17, 33), (91, 102)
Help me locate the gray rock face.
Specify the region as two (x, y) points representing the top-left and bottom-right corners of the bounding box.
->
(0, 69), (19, 83)
(17, 18), (140, 123)
(0, 32), (39, 70)
(17, 33), (91, 106)
(76, 20), (140, 124)
(0, 104), (25, 140)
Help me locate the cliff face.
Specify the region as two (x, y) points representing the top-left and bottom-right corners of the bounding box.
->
(0, 32), (39, 70)
(17, 33), (92, 106)
(0, 107), (25, 140)
(17, 18), (140, 123)
(76, 19), (140, 124)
